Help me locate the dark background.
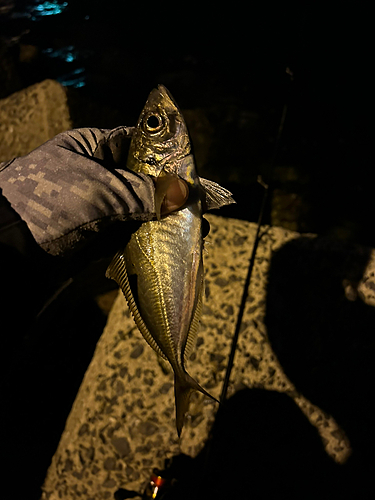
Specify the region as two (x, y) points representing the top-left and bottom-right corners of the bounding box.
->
(1, 2), (374, 499)
(1, 1), (373, 245)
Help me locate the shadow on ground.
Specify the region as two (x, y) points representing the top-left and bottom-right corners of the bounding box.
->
(1, 257), (117, 499)
(141, 236), (375, 500)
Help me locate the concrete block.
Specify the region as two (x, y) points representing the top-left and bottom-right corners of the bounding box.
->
(0, 79), (72, 162)
(41, 215), (375, 498)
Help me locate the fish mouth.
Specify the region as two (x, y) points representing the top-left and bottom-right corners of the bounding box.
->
(157, 84), (178, 106)
(145, 84), (181, 113)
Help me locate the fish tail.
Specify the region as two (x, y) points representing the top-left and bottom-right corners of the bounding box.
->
(174, 371), (219, 437)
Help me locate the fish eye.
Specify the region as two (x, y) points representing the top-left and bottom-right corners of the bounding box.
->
(147, 115), (160, 129)
(143, 113), (164, 134)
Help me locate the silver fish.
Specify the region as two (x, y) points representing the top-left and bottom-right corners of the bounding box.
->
(106, 85), (234, 435)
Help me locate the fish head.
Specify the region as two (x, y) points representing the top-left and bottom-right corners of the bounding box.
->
(127, 85), (195, 181)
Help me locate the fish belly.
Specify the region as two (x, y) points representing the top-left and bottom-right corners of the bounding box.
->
(125, 206), (203, 367)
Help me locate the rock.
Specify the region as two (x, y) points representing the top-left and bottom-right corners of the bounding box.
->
(111, 437), (131, 458)
(0, 79), (72, 162)
(41, 215), (375, 498)
(129, 344), (144, 359)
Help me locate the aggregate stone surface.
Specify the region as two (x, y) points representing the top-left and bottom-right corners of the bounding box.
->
(0, 79), (72, 162)
(41, 214), (375, 499)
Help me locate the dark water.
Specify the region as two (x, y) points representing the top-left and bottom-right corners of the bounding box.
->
(1, 1), (374, 244)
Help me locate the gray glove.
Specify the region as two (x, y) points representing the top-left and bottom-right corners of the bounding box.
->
(0, 127), (158, 256)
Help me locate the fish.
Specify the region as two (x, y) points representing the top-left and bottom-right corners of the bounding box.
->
(106, 85), (235, 436)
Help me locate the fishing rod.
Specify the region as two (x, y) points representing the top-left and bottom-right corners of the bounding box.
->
(219, 173), (269, 404)
(220, 67), (292, 403)
(187, 67), (295, 498)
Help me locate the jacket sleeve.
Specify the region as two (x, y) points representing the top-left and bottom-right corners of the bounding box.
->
(0, 127), (156, 257)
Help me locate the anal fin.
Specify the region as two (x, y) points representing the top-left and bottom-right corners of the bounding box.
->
(106, 250), (168, 360)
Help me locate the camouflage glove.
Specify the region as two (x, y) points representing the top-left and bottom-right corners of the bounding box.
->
(0, 127), (188, 257)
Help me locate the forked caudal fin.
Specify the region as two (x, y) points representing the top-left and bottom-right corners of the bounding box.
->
(174, 371), (219, 437)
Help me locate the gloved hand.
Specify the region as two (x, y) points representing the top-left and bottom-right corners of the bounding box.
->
(0, 127), (188, 258)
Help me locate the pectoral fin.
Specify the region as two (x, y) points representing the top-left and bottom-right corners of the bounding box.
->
(199, 177), (236, 210)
